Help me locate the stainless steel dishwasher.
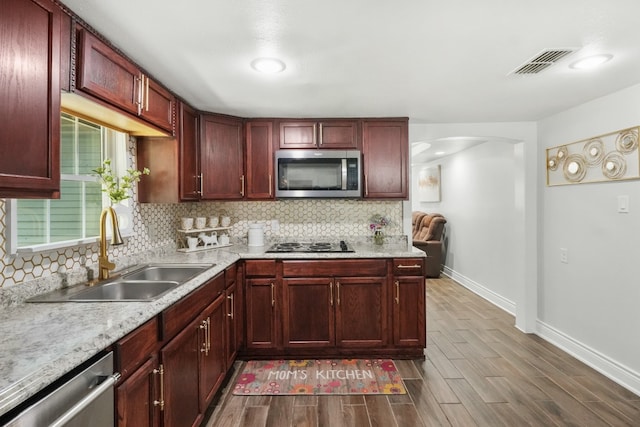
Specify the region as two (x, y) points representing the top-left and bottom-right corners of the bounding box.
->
(3, 352), (120, 427)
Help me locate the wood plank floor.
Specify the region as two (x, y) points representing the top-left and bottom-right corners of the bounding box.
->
(204, 276), (640, 426)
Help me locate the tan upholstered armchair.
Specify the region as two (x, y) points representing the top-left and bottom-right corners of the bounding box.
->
(412, 211), (447, 277)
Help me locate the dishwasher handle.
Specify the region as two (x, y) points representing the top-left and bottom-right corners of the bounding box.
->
(48, 372), (120, 427)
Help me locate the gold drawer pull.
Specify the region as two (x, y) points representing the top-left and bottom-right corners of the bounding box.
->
(397, 264), (421, 269)
(153, 364), (165, 411)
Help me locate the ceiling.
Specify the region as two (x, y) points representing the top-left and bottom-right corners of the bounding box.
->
(61, 0), (640, 160)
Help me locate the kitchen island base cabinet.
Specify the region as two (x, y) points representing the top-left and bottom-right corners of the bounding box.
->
(283, 278), (335, 348)
(335, 277), (387, 348)
(393, 277), (426, 347)
(245, 278), (279, 350)
(242, 258), (423, 359)
(283, 276), (387, 349)
(392, 258), (426, 348)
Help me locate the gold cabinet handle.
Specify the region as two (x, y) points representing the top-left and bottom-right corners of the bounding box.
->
(271, 283), (275, 307)
(329, 282), (333, 306)
(268, 174), (272, 196)
(200, 319), (208, 354)
(395, 280), (400, 305)
(397, 264), (421, 269)
(319, 123), (323, 146)
(228, 293), (234, 319)
(199, 173), (203, 195)
(364, 175), (368, 196)
(206, 316), (211, 354)
(313, 123), (317, 146)
(153, 364), (165, 411)
(136, 74), (143, 115)
(240, 175), (245, 196)
(145, 74), (150, 111)
(336, 281), (341, 306)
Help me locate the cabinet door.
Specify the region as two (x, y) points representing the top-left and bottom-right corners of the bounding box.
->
(140, 76), (175, 133)
(179, 102), (200, 201)
(116, 355), (160, 427)
(362, 120), (408, 199)
(279, 121), (317, 148)
(161, 315), (202, 427)
(199, 294), (226, 411)
(200, 114), (244, 199)
(283, 278), (334, 348)
(279, 120), (358, 149)
(393, 277), (426, 348)
(246, 121), (274, 199)
(76, 29), (141, 116)
(245, 278), (279, 349)
(335, 277), (387, 348)
(318, 121), (359, 149)
(0, 0), (61, 198)
(226, 281), (239, 367)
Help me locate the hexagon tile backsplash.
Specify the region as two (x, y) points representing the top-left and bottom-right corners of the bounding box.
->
(0, 198), (402, 288)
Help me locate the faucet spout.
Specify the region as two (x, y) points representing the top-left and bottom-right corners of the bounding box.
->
(98, 206), (123, 281)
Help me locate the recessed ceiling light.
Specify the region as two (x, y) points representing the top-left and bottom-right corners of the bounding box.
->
(570, 54), (613, 70)
(251, 57), (286, 73)
(435, 151), (446, 156)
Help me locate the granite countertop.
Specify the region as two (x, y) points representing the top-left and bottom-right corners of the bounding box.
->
(0, 241), (424, 418)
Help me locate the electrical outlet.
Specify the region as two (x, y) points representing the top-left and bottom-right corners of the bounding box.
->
(560, 248), (568, 264)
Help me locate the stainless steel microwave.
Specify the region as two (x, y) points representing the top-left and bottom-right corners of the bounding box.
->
(275, 150), (362, 198)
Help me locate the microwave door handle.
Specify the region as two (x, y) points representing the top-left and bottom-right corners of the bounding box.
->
(341, 158), (347, 190)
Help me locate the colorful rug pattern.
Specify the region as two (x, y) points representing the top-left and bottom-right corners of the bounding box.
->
(232, 359), (406, 395)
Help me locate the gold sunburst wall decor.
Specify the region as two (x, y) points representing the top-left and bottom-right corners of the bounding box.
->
(546, 127), (640, 186)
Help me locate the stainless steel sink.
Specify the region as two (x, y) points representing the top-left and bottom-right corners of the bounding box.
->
(121, 264), (211, 282)
(26, 263), (214, 303)
(67, 280), (180, 302)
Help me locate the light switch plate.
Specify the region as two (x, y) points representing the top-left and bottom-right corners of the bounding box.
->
(618, 195), (629, 213)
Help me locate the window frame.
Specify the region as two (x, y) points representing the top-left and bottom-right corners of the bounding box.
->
(6, 114), (136, 255)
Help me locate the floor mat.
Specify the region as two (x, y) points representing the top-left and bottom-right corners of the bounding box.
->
(232, 359), (406, 395)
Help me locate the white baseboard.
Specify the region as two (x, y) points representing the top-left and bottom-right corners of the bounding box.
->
(536, 320), (640, 396)
(440, 266), (516, 315)
(439, 266), (640, 397)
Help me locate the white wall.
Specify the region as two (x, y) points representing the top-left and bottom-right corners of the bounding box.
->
(414, 141), (518, 302)
(538, 83), (640, 392)
(409, 122), (538, 327)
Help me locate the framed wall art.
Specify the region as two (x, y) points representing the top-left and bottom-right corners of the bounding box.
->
(417, 165), (441, 202)
(546, 126), (640, 186)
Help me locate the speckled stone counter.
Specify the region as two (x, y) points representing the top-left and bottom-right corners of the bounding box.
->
(0, 240), (424, 418)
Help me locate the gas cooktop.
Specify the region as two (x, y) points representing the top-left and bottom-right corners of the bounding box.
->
(265, 241), (354, 253)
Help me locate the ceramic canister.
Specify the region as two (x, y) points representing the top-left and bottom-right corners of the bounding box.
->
(247, 223), (264, 246)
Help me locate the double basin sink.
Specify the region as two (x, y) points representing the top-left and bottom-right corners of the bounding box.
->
(27, 263), (214, 303)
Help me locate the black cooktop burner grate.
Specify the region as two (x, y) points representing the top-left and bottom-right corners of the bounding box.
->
(266, 240), (354, 253)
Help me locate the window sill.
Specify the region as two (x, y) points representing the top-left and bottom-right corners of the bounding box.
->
(15, 232), (134, 255)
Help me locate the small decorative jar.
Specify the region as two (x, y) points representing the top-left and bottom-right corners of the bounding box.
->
(373, 229), (384, 245)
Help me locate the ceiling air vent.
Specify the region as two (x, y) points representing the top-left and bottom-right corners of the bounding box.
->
(510, 48), (577, 75)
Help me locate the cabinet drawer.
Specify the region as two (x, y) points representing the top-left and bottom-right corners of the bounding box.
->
(115, 316), (159, 379)
(392, 258), (425, 276)
(245, 260), (276, 277)
(161, 273), (225, 340)
(282, 259), (386, 277)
